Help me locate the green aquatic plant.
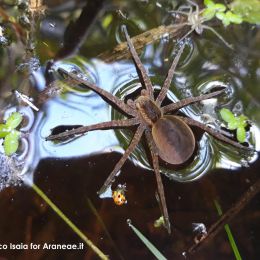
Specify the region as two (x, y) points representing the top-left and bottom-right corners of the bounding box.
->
(202, 0), (227, 20)
(220, 108), (248, 143)
(127, 219), (167, 260)
(202, 0), (243, 26)
(215, 10), (243, 26)
(154, 216), (165, 228)
(229, 0), (260, 24)
(214, 200), (242, 260)
(0, 112), (23, 155)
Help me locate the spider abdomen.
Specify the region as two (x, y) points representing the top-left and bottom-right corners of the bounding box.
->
(152, 115), (195, 165)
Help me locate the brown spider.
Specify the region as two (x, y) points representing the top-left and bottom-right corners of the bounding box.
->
(47, 25), (250, 233)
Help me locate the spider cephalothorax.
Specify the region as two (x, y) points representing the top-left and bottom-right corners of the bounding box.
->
(47, 25), (250, 233)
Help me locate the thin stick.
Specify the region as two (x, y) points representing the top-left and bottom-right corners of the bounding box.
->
(122, 25), (154, 100)
(156, 43), (186, 105)
(145, 129), (171, 234)
(162, 89), (225, 114)
(58, 68), (136, 116)
(98, 124), (145, 194)
(177, 116), (252, 151)
(46, 118), (140, 141)
(188, 178), (260, 254)
(31, 183), (109, 260)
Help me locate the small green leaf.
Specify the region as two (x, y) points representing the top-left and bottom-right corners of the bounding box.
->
(236, 127), (246, 143)
(6, 112), (23, 129)
(0, 124), (11, 138)
(220, 108), (235, 123)
(237, 115), (248, 127)
(204, 0), (215, 8)
(229, 0), (260, 24)
(216, 12), (225, 20)
(212, 3), (226, 12)
(3, 130), (21, 156)
(154, 216), (165, 228)
(225, 11), (243, 24)
(228, 121), (238, 130)
(202, 9), (216, 20)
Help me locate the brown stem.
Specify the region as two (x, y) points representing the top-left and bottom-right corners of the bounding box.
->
(98, 24), (187, 63)
(188, 178), (260, 255)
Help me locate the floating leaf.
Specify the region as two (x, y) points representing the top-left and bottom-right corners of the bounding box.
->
(202, 0), (226, 20)
(229, 0), (260, 24)
(0, 124), (11, 138)
(204, 0), (215, 7)
(3, 130), (20, 156)
(213, 3), (226, 12)
(6, 112), (23, 129)
(220, 108), (235, 123)
(237, 115), (248, 127)
(237, 127), (246, 143)
(225, 11), (243, 24)
(220, 108), (249, 143)
(228, 121), (238, 130)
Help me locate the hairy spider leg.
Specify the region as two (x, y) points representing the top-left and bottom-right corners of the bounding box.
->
(156, 43), (186, 105)
(201, 25), (233, 49)
(98, 124), (146, 194)
(187, 0), (199, 12)
(162, 89), (225, 113)
(122, 25), (154, 100)
(177, 116), (252, 150)
(58, 68), (136, 116)
(145, 129), (171, 234)
(46, 118), (140, 141)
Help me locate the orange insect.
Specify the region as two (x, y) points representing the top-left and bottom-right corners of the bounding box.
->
(112, 184), (127, 206)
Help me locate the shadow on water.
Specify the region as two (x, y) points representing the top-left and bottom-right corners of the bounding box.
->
(0, 0), (260, 259)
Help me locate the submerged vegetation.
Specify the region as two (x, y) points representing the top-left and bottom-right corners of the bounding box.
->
(0, 0), (259, 259)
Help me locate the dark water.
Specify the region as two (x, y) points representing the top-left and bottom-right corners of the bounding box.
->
(0, 0), (259, 259)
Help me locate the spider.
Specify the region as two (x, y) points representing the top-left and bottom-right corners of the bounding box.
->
(170, 0), (233, 49)
(46, 25), (250, 234)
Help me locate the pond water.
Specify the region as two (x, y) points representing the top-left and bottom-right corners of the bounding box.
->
(0, 0), (260, 259)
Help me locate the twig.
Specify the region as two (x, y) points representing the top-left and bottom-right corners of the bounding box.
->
(31, 183), (109, 260)
(98, 23), (187, 62)
(187, 178), (260, 255)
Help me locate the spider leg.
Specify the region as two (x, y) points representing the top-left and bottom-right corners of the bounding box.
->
(177, 116), (252, 150)
(122, 25), (154, 100)
(187, 0), (199, 11)
(98, 124), (145, 194)
(169, 10), (189, 16)
(176, 26), (195, 43)
(46, 118), (140, 141)
(156, 43), (186, 106)
(162, 89), (225, 113)
(202, 25), (234, 50)
(145, 129), (171, 234)
(58, 68), (136, 117)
